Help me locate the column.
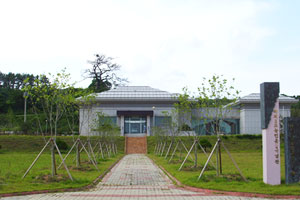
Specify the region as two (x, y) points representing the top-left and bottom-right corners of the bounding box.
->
(147, 115), (151, 136)
(121, 115), (125, 136)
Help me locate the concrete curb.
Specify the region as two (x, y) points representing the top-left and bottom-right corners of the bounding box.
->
(157, 161), (300, 199)
(0, 155), (124, 198)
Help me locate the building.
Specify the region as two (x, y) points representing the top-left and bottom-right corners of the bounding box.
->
(79, 86), (298, 136)
(236, 93), (298, 134)
(79, 86), (177, 137)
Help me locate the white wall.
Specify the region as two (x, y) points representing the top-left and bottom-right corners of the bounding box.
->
(240, 107), (291, 135)
(79, 102), (175, 136)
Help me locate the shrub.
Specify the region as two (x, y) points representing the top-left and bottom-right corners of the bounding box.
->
(180, 124), (192, 131)
(55, 139), (69, 152)
(20, 122), (32, 134)
(200, 139), (212, 151)
(222, 135), (228, 139)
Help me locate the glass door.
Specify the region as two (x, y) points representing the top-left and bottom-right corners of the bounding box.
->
(124, 116), (147, 134)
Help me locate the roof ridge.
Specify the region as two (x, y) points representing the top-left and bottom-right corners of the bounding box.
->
(94, 86), (177, 101)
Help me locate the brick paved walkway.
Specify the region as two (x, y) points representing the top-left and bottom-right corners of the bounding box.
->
(1, 154), (279, 200)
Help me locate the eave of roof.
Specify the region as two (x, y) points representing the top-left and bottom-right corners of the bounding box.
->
(235, 93), (298, 105)
(94, 97), (178, 102)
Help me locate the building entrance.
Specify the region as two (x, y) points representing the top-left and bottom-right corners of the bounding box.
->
(124, 116), (147, 134)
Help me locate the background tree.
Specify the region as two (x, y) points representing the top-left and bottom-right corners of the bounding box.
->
(85, 54), (128, 92)
(0, 71), (36, 89)
(291, 95), (300, 117)
(0, 71), (36, 114)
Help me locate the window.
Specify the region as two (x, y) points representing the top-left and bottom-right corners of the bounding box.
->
(155, 116), (171, 128)
(99, 116), (117, 126)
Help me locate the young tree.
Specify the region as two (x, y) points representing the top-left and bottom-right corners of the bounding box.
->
(196, 75), (240, 135)
(93, 112), (120, 158)
(23, 69), (75, 136)
(85, 54), (128, 92)
(195, 74), (246, 181)
(57, 89), (97, 169)
(22, 69), (75, 179)
(176, 88), (209, 169)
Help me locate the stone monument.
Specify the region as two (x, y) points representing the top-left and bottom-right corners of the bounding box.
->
(284, 117), (300, 184)
(260, 82), (281, 185)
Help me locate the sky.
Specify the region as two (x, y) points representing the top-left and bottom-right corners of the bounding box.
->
(0, 0), (299, 96)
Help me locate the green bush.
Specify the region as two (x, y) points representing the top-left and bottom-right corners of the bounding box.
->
(200, 139), (212, 151)
(20, 122), (32, 134)
(180, 124), (192, 131)
(55, 139), (69, 152)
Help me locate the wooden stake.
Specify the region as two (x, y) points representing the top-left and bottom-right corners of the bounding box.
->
(197, 141), (216, 169)
(164, 141), (173, 159)
(160, 142), (167, 156)
(58, 138), (79, 169)
(178, 140), (196, 171)
(54, 140), (74, 181)
(105, 143), (110, 158)
(197, 139), (220, 181)
(169, 140), (179, 162)
(22, 138), (51, 179)
(88, 141), (97, 164)
(221, 141), (247, 182)
(180, 140), (194, 162)
(99, 142), (104, 159)
(79, 140), (99, 171)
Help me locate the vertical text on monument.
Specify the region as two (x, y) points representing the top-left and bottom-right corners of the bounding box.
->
(284, 117), (300, 184)
(260, 82), (281, 185)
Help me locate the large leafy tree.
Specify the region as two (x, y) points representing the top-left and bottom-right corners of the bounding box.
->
(85, 54), (128, 92)
(291, 95), (300, 117)
(0, 71), (36, 89)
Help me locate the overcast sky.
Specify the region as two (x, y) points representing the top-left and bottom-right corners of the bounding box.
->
(0, 0), (299, 96)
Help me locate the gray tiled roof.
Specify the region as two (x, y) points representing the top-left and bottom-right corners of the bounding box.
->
(95, 86), (178, 101)
(237, 93), (298, 104)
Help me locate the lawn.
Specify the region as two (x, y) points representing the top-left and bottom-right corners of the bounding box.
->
(0, 135), (124, 194)
(147, 135), (300, 196)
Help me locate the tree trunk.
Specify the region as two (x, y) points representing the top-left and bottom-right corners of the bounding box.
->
(194, 142), (198, 168)
(76, 141), (80, 167)
(216, 142), (219, 176)
(51, 140), (57, 177)
(179, 145), (182, 160)
(219, 142), (222, 174)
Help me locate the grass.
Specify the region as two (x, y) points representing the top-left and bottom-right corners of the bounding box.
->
(0, 135), (124, 194)
(147, 136), (300, 196)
